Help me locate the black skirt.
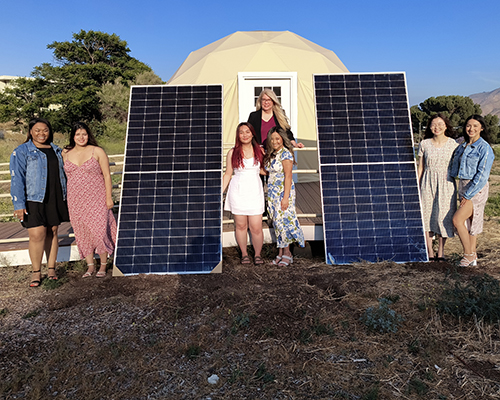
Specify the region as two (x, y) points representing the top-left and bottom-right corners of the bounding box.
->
(22, 147), (69, 229)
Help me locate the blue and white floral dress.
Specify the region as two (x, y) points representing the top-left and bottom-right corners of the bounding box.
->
(266, 148), (305, 248)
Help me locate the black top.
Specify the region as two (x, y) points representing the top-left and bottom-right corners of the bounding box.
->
(22, 147), (69, 228)
(247, 109), (295, 145)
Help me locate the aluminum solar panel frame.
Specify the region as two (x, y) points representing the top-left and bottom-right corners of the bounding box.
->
(314, 73), (428, 264)
(113, 85), (223, 275)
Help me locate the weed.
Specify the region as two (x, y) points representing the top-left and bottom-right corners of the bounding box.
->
(22, 309), (41, 319)
(185, 344), (201, 359)
(42, 276), (66, 290)
(231, 313), (250, 334)
(254, 363), (275, 383)
(436, 274), (500, 323)
(383, 294), (400, 303)
(299, 329), (313, 344)
(361, 383), (379, 400)
(361, 298), (404, 334)
(408, 378), (428, 395)
(312, 318), (335, 336)
(407, 338), (421, 355)
(229, 368), (243, 384)
(0, 308), (8, 317)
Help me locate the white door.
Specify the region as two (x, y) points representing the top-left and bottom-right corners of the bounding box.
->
(238, 72), (297, 134)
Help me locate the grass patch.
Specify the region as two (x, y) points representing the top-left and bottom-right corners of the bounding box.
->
(361, 298), (404, 334)
(436, 274), (500, 323)
(22, 309), (42, 319)
(485, 193), (500, 218)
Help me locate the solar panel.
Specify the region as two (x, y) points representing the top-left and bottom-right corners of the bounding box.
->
(114, 85), (223, 275)
(314, 73), (427, 264)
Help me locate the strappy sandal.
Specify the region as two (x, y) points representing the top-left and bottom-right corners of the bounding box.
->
(82, 263), (95, 278)
(459, 253), (477, 267)
(96, 262), (107, 278)
(48, 267), (58, 280)
(272, 256), (282, 265)
(241, 255), (252, 265)
(30, 270), (41, 288)
(254, 256), (264, 265)
(278, 255), (293, 267)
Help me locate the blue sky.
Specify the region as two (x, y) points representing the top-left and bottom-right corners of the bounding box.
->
(1, 0), (499, 106)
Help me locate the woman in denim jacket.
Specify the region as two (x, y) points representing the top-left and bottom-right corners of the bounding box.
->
(451, 115), (495, 267)
(10, 118), (69, 286)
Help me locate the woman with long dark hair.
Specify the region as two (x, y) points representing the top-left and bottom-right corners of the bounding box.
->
(451, 115), (495, 267)
(63, 122), (116, 278)
(263, 127), (305, 266)
(222, 122), (266, 264)
(10, 118), (69, 286)
(417, 113), (458, 260)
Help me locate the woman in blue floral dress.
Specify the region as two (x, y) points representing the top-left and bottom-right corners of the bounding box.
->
(264, 127), (305, 266)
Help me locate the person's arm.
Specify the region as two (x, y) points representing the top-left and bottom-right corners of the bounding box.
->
(95, 147), (114, 209)
(417, 142), (424, 184)
(222, 149), (234, 193)
(281, 159), (293, 211)
(463, 144), (495, 200)
(10, 146), (28, 219)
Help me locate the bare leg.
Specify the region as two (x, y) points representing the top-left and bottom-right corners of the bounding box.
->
(98, 253), (108, 276)
(425, 231), (435, 259)
(233, 215), (249, 257)
(83, 254), (95, 277)
(453, 201), (475, 264)
(469, 235), (477, 257)
(247, 215), (263, 258)
(45, 226), (59, 279)
(437, 237), (447, 259)
(28, 226), (47, 283)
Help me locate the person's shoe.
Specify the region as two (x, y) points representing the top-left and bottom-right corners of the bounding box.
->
(30, 270), (41, 287)
(82, 264), (95, 278)
(48, 267), (58, 280)
(278, 255), (293, 266)
(459, 253), (477, 267)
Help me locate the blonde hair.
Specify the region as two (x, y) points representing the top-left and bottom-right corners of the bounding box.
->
(256, 89), (291, 131)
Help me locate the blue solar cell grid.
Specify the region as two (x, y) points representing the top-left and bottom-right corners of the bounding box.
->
(314, 73), (427, 264)
(114, 85), (223, 275)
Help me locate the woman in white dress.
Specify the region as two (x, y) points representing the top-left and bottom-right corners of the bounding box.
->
(223, 123), (266, 264)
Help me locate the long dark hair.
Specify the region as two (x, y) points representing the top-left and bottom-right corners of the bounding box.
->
(26, 118), (53, 144)
(65, 121), (99, 150)
(423, 113), (455, 140)
(462, 114), (491, 144)
(231, 122), (263, 169)
(263, 126), (296, 167)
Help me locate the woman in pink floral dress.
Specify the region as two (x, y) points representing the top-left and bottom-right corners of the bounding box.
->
(63, 122), (116, 278)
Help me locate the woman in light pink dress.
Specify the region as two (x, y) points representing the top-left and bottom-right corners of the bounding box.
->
(63, 122), (116, 278)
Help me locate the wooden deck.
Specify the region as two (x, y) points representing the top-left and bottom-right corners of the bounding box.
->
(0, 182), (323, 266)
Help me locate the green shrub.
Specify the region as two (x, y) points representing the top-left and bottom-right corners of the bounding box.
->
(436, 274), (500, 323)
(485, 193), (500, 218)
(361, 298), (404, 333)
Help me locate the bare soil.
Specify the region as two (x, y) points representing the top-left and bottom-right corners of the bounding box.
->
(1, 223), (500, 399)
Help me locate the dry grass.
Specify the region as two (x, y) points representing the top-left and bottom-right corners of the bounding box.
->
(1, 244), (500, 400)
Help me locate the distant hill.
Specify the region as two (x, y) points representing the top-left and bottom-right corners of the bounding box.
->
(469, 88), (500, 117)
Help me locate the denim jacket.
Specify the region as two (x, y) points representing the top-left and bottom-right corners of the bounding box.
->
(450, 137), (494, 200)
(10, 140), (67, 210)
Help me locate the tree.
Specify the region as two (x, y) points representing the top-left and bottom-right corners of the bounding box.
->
(0, 30), (153, 132)
(410, 95), (499, 143)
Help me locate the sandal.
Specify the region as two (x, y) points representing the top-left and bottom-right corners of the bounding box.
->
(30, 270), (41, 288)
(459, 253), (477, 268)
(82, 263), (95, 278)
(241, 255), (252, 265)
(96, 262), (107, 278)
(254, 256), (264, 265)
(278, 255), (293, 267)
(48, 267), (58, 280)
(272, 256), (282, 265)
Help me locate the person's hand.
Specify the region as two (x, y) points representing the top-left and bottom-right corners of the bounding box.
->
(460, 198), (470, 208)
(291, 140), (304, 148)
(14, 209), (27, 222)
(106, 198), (114, 210)
(281, 197), (289, 211)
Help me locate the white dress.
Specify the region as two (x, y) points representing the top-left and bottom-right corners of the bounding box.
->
(224, 157), (264, 216)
